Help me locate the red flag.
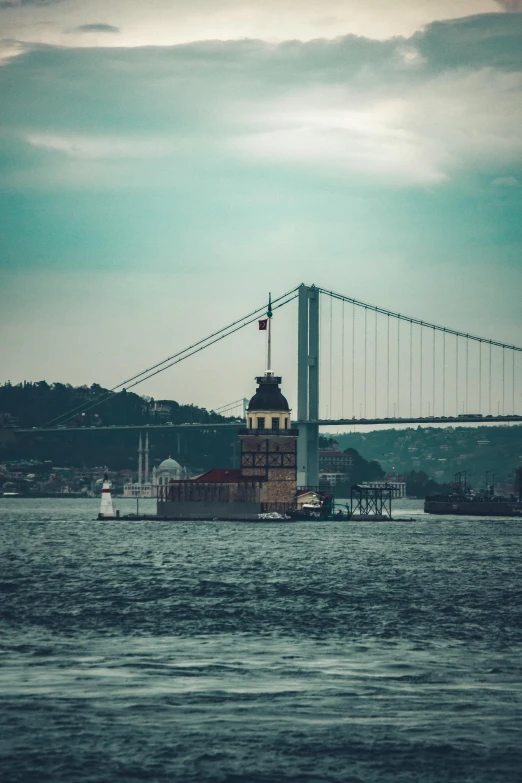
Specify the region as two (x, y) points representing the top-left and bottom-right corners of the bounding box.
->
(258, 319), (268, 330)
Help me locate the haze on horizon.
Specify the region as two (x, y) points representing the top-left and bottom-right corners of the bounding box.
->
(1, 0), (521, 415)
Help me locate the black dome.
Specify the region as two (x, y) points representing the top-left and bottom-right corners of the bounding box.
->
(248, 375), (290, 412)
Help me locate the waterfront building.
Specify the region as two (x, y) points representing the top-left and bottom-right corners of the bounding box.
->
(319, 471), (350, 487)
(157, 371), (298, 519)
(319, 445), (353, 473)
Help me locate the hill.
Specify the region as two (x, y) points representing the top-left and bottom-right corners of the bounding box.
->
(328, 425), (522, 490)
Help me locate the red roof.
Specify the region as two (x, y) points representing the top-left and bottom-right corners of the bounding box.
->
(193, 468), (244, 483)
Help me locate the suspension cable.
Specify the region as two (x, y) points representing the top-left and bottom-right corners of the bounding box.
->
(214, 399), (245, 412)
(45, 292), (298, 426)
(317, 287), (522, 353)
(44, 285), (299, 427)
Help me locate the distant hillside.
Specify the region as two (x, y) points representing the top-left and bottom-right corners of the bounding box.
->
(328, 426), (522, 489)
(0, 381), (231, 429)
(0, 381), (238, 472)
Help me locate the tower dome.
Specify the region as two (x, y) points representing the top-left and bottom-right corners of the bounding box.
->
(248, 375), (290, 412)
(246, 375), (291, 431)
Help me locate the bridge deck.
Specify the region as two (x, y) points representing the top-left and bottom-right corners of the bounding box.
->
(15, 415), (522, 433)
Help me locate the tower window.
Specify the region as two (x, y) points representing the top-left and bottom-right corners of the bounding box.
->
(248, 417), (252, 429)
(257, 417), (265, 429)
(285, 417), (288, 428)
(271, 418), (280, 430)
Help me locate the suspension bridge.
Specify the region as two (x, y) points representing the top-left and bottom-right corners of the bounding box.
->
(16, 283), (522, 486)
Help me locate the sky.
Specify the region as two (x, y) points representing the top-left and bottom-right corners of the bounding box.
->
(1, 0), (522, 415)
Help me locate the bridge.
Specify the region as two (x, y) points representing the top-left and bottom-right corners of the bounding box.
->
(19, 283), (521, 486)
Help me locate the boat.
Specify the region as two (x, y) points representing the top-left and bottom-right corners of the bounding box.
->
(425, 495), (522, 517)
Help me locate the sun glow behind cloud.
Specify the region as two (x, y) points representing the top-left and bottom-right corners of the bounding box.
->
(0, 0), (503, 49)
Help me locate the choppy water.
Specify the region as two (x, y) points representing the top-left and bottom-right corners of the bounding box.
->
(1, 498), (521, 782)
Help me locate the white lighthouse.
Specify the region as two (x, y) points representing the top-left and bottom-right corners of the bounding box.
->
(98, 473), (116, 519)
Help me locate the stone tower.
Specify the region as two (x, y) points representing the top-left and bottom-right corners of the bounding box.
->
(239, 372), (298, 511)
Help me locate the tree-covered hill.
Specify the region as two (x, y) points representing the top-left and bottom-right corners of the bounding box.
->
(0, 381), (239, 472)
(329, 425), (522, 488)
(0, 381), (231, 429)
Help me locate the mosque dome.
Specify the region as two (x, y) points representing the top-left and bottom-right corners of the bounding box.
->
(247, 375), (290, 412)
(158, 457), (181, 471)
(154, 456), (184, 486)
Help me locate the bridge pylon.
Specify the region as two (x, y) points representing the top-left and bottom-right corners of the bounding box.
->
(297, 284), (320, 487)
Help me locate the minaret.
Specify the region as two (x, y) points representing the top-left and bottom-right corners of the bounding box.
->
(138, 433), (143, 486)
(144, 431), (149, 484)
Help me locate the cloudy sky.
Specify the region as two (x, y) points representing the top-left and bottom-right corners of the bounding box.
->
(1, 0), (521, 414)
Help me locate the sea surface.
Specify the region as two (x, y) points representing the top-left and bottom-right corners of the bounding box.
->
(1, 497), (521, 783)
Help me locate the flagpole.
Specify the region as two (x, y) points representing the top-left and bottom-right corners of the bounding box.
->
(267, 292), (272, 375)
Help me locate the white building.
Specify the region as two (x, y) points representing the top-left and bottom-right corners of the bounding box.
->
(123, 432), (185, 497)
(319, 471), (349, 486)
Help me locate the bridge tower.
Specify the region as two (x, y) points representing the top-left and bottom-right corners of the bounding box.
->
(297, 284), (320, 487)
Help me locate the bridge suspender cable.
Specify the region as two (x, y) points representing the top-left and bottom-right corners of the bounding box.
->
(352, 303), (355, 420)
(409, 321), (413, 418)
(455, 335), (459, 416)
(374, 309), (378, 419)
(431, 329), (437, 416)
(387, 314), (390, 418)
(441, 328), (445, 417)
(341, 302), (346, 419)
(479, 341), (482, 415)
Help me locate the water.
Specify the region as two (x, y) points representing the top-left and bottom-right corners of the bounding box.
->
(1, 498), (521, 782)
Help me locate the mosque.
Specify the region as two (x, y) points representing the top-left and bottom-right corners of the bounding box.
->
(123, 433), (185, 498)
(157, 368), (298, 519)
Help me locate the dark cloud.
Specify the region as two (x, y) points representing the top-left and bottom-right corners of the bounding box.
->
(71, 24), (120, 34)
(414, 12), (522, 71)
(0, 0), (62, 8)
(495, 1), (522, 10)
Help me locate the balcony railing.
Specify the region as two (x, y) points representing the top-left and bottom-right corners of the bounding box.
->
(238, 428), (299, 436)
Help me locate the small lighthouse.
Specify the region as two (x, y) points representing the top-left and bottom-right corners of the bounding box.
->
(98, 473), (116, 519)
